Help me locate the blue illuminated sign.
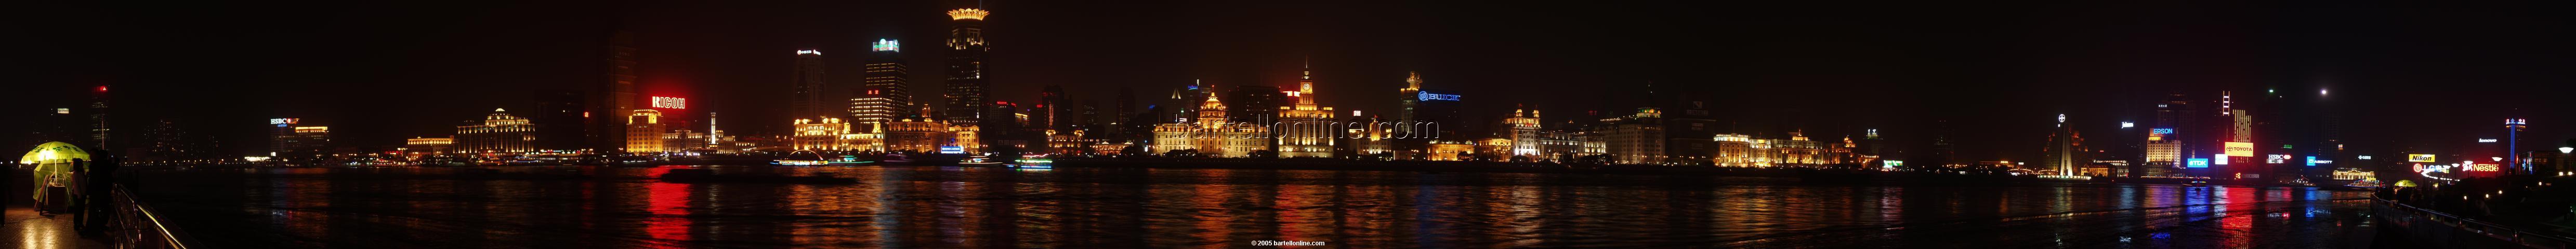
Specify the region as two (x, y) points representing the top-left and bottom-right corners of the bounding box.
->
(939, 146), (964, 154)
(2306, 156), (2317, 166)
(2186, 158), (2210, 168)
(1418, 92), (1461, 101)
(2150, 128), (2174, 135)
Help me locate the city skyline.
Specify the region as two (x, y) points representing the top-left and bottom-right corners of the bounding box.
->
(10, 0), (2576, 161)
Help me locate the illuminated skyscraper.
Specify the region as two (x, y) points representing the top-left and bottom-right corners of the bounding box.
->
(593, 31), (639, 152)
(268, 118), (328, 162)
(945, 8), (993, 126)
(626, 109), (665, 153)
(852, 39), (911, 127)
(791, 49), (829, 120)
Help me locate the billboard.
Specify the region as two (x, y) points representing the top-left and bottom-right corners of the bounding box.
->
(651, 96), (687, 109)
(2186, 158), (2210, 168)
(2150, 128), (2174, 135)
(2469, 163), (2501, 172)
(270, 118), (300, 125)
(2407, 154), (2437, 162)
(2266, 154), (2288, 164)
(2215, 154), (2230, 165)
(2224, 142), (2255, 157)
(1882, 160), (1904, 169)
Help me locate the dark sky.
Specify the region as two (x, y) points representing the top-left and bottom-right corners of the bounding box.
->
(9, 0), (2576, 160)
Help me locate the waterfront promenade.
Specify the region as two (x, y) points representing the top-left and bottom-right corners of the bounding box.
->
(4, 170), (105, 249)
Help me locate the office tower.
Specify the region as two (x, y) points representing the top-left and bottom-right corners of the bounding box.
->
(944, 8), (993, 125)
(791, 49), (828, 120)
(456, 108), (538, 154)
(533, 90), (586, 151)
(1226, 85), (1282, 124)
(852, 39), (911, 126)
(1164, 81), (1208, 123)
(89, 85), (109, 149)
(1277, 65), (1337, 157)
(594, 32), (639, 152)
(1078, 100), (1102, 138)
(626, 109), (665, 153)
(1040, 86), (1068, 130)
(1113, 88), (1135, 138)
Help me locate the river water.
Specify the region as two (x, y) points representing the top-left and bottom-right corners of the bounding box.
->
(125, 165), (2381, 248)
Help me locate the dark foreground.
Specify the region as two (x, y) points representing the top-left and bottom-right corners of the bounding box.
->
(114, 165), (2386, 248)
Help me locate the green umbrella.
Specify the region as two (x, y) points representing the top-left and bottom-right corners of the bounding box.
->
(20, 142), (89, 204)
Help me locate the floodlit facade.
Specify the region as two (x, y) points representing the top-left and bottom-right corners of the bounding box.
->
(1277, 66), (1337, 158)
(626, 109), (665, 153)
(792, 117), (850, 150)
(456, 108), (536, 154)
(1151, 92), (1269, 157)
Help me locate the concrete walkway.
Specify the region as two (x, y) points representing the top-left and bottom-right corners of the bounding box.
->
(2, 206), (105, 249)
(6, 167), (105, 249)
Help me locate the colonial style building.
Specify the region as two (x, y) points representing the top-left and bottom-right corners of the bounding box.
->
(457, 108), (537, 154)
(1152, 92), (1269, 157)
(1276, 65), (1338, 158)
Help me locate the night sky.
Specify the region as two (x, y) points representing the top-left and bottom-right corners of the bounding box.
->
(9, 0), (2576, 160)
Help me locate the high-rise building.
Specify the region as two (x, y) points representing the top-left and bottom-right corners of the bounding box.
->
(1227, 85), (1283, 125)
(456, 108), (537, 154)
(1277, 66), (1337, 158)
(1397, 72), (1422, 123)
(852, 39), (912, 126)
(1112, 88), (1136, 139)
(1040, 86), (1068, 130)
(1077, 100), (1101, 138)
(626, 109), (665, 153)
(534, 90), (586, 151)
(89, 85), (109, 149)
(593, 32), (640, 153)
(944, 8), (993, 126)
(791, 49), (829, 120)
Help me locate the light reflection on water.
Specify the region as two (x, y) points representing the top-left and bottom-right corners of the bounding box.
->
(129, 166), (2377, 248)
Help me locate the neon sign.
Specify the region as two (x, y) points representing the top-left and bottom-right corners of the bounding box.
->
(2407, 154), (2436, 162)
(938, 146), (965, 154)
(652, 96), (687, 109)
(1418, 92), (1461, 101)
(270, 118), (300, 125)
(2214, 154), (2230, 165)
(872, 39), (899, 52)
(2186, 158), (2209, 168)
(2150, 128), (2173, 135)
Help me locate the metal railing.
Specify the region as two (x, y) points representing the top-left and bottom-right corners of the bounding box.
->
(108, 184), (197, 249)
(2377, 199), (2576, 248)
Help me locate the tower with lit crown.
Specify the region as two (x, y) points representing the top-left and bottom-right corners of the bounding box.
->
(944, 8), (993, 126)
(1278, 62), (1338, 157)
